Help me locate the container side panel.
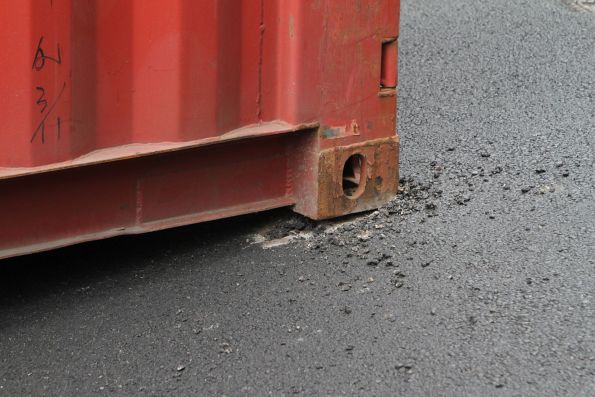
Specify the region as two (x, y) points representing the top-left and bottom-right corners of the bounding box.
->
(30, 0), (72, 165)
(0, 1), (73, 168)
(0, 1), (33, 167)
(261, 0), (399, 148)
(92, 0), (134, 148)
(2, 0), (264, 168)
(118, 0), (261, 144)
(0, 2), (34, 167)
(71, 0), (99, 158)
(261, 0), (324, 124)
(317, 0), (399, 150)
(0, 0), (401, 258)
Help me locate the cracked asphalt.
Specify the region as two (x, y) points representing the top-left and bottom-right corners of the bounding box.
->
(1, 0), (593, 396)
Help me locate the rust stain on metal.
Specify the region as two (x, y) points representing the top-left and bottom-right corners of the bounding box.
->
(315, 136), (399, 219)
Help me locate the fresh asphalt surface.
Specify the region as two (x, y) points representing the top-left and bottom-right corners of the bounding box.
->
(1, 0), (593, 396)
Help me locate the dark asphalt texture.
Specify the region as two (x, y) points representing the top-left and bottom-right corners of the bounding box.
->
(1, 0), (594, 396)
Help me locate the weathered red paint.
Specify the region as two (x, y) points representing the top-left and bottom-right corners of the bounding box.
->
(0, 0), (400, 259)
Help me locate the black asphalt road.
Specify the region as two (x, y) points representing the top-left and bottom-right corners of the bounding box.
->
(1, 0), (593, 396)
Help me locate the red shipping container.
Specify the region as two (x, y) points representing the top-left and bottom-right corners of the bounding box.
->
(0, 0), (400, 260)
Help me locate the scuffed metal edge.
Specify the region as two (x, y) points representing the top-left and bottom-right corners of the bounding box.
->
(0, 121), (319, 180)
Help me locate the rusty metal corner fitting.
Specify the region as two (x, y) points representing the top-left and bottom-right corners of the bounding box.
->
(292, 135), (399, 220)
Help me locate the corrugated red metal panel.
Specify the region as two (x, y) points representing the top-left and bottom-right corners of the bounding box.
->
(0, 0), (400, 259)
